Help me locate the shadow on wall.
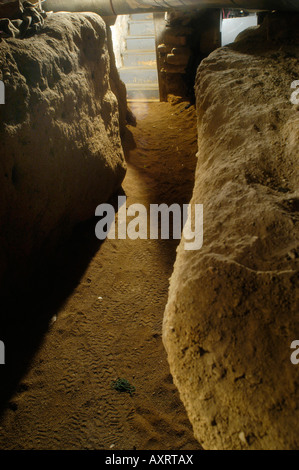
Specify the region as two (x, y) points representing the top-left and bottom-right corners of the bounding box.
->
(0, 11), (130, 412)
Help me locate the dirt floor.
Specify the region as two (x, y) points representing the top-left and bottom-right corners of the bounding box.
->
(0, 101), (202, 450)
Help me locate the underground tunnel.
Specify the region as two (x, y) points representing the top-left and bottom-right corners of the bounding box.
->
(0, 0), (298, 453)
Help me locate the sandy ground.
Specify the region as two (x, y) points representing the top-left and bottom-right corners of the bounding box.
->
(0, 101), (202, 450)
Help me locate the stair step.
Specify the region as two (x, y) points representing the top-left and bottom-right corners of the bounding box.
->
(123, 50), (156, 67)
(128, 98), (160, 102)
(126, 36), (156, 51)
(129, 21), (155, 36)
(130, 13), (154, 21)
(119, 66), (158, 84)
(126, 84), (160, 101)
(126, 83), (159, 89)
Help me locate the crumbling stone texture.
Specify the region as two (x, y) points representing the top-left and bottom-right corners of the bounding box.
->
(155, 9), (220, 101)
(163, 13), (299, 450)
(0, 12), (126, 295)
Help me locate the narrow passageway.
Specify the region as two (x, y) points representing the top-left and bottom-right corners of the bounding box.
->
(0, 101), (201, 450)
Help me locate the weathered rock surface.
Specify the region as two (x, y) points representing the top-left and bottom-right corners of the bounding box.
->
(0, 12), (126, 295)
(163, 14), (299, 450)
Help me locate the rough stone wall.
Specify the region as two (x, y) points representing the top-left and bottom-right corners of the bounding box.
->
(163, 13), (299, 450)
(155, 9), (220, 101)
(106, 21), (129, 137)
(0, 12), (126, 296)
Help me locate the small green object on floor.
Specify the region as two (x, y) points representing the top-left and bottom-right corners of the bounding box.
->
(111, 378), (136, 396)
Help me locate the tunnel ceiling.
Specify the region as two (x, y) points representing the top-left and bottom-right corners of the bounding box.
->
(43, 0), (299, 17)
